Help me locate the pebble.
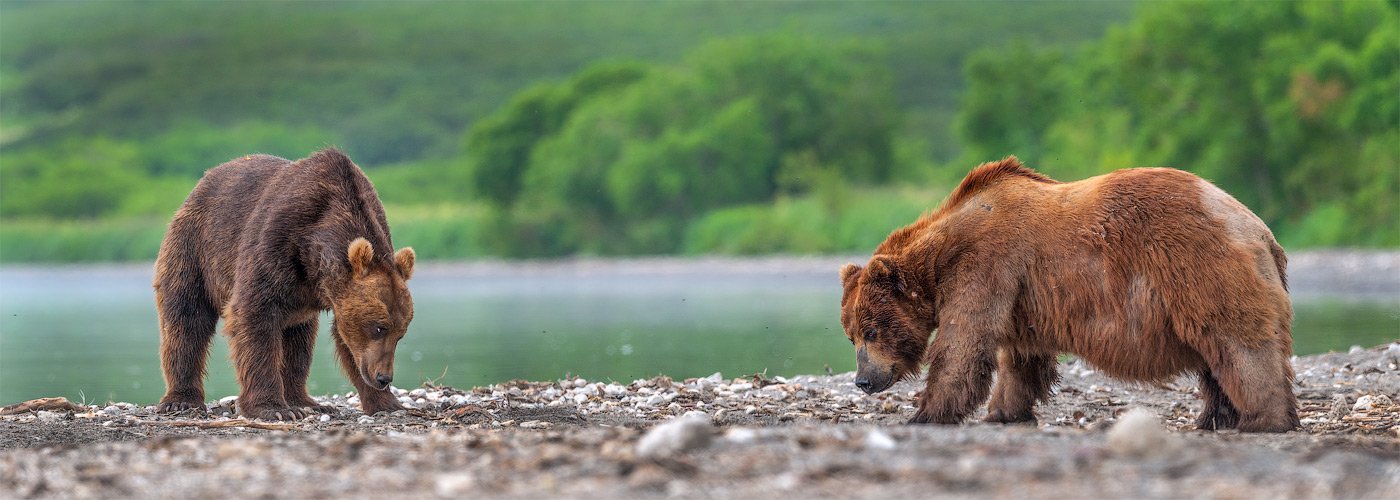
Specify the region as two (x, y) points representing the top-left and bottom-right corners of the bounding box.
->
(636, 414), (715, 458)
(573, 378), (588, 388)
(1107, 408), (1177, 457)
(434, 473), (476, 496)
(724, 427), (758, 444)
(1352, 394), (1392, 411)
(397, 396), (414, 407)
(1348, 345), (1365, 354)
(357, 416), (374, 424)
(218, 396), (238, 406)
(319, 414), (332, 423)
(1328, 394), (1350, 419)
(102, 405), (120, 414)
(864, 429), (897, 450)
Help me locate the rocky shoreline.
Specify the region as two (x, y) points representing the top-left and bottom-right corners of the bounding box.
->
(2, 343), (1398, 498)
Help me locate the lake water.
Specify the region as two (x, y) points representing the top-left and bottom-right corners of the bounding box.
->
(1, 260), (1396, 405)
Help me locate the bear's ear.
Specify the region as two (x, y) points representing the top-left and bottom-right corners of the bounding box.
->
(839, 263), (861, 287)
(866, 255), (906, 295)
(394, 247), (415, 280)
(347, 238), (374, 278)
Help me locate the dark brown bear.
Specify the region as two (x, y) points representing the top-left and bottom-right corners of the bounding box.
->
(839, 157), (1297, 432)
(154, 149), (415, 420)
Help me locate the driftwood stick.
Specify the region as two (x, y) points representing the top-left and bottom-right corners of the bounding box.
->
(0, 397), (89, 415)
(137, 418), (300, 431)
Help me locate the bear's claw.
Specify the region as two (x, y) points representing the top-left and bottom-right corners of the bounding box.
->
(156, 400), (208, 415)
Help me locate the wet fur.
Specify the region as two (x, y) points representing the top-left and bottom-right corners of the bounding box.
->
(154, 149), (414, 420)
(840, 157), (1298, 432)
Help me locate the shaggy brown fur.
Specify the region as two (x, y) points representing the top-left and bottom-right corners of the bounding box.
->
(154, 149), (415, 420)
(839, 157), (1298, 432)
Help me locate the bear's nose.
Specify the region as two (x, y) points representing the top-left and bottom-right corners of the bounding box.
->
(854, 377), (872, 392)
(375, 373), (393, 386)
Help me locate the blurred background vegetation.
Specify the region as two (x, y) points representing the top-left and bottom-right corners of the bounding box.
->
(0, 1), (1395, 262)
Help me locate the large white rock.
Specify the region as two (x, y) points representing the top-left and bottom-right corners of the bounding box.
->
(636, 414), (715, 458)
(1107, 408), (1177, 457)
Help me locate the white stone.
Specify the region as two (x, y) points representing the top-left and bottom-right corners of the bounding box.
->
(409, 388), (427, 397)
(682, 410), (710, 421)
(1349, 345), (1365, 354)
(319, 414), (332, 423)
(864, 429), (897, 450)
(1107, 408), (1177, 457)
(449, 395), (469, 406)
(604, 384), (627, 397)
(645, 395), (666, 406)
(357, 416), (374, 424)
(390, 385), (406, 396)
(636, 414), (714, 458)
(724, 427), (758, 444)
(705, 372), (724, 383)
(218, 396), (238, 406)
(434, 473), (476, 496)
(730, 382), (754, 392)
(573, 378), (588, 388)
(103, 405), (120, 414)
(398, 396), (414, 407)
(1353, 394), (1393, 411)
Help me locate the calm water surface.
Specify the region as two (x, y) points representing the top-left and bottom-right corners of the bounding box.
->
(1, 262), (1396, 404)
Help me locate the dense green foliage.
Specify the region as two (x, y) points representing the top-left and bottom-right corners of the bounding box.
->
(0, 1), (1394, 262)
(957, 1), (1400, 247)
(475, 35), (897, 255)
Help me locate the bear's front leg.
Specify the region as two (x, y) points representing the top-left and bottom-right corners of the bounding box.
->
(281, 319), (337, 414)
(332, 331), (404, 415)
(909, 323), (998, 425)
(226, 311), (308, 421)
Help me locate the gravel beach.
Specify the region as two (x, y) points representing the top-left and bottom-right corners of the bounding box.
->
(3, 343), (1398, 499)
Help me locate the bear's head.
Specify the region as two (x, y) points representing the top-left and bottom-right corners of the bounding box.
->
(839, 255), (932, 394)
(335, 237), (415, 391)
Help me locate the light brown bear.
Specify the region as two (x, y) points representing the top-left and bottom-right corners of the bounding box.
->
(839, 157), (1297, 432)
(154, 149), (414, 420)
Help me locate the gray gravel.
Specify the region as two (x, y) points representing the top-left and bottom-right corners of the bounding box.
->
(3, 343), (1398, 499)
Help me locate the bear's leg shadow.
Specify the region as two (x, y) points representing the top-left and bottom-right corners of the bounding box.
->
(331, 328), (404, 415)
(1194, 369), (1240, 430)
(155, 283), (218, 414)
(226, 305), (304, 421)
(984, 349), (1058, 424)
(281, 319), (334, 413)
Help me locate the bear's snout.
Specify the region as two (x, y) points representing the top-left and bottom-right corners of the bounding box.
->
(375, 373), (393, 387)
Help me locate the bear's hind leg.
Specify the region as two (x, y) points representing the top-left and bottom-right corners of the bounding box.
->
(1205, 339), (1298, 433)
(155, 275), (218, 414)
(984, 349), (1058, 424)
(281, 318), (335, 413)
(1194, 369), (1239, 430)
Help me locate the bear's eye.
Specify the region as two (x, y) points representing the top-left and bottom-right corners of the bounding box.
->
(864, 328), (877, 341)
(374, 325), (387, 337)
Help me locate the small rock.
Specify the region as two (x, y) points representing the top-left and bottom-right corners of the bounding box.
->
(1107, 408), (1177, 457)
(681, 410), (710, 421)
(35, 411), (62, 423)
(1328, 394), (1350, 419)
(217, 396), (238, 406)
(434, 473), (476, 496)
(519, 420), (551, 429)
(1348, 345), (1364, 354)
(865, 429), (896, 450)
(573, 378), (588, 388)
(409, 388), (427, 397)
(357, 416), (374, 424)
(705, 372), (724, 384)
(397, 396), (414, 407)
(319, 413), (332, 423)
(636, 414), (715, 458)
(1353, 394), (1393, 411)
(102, 405), (120, 414)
